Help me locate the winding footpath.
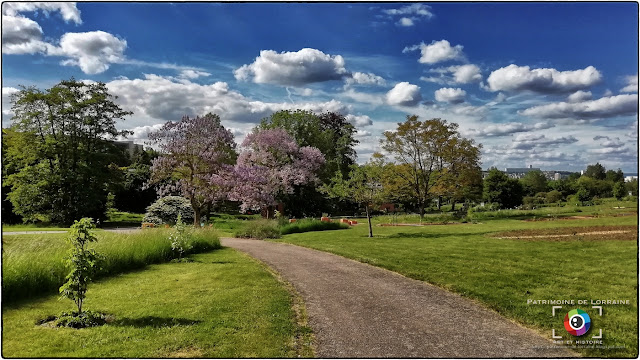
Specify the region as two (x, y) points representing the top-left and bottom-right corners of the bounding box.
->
(222, 237), (575, 358)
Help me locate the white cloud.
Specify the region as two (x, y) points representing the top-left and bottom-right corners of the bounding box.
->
(341, 88), (386, 106)
(234, 48), (348, 87)
(106, 74), (351, 127)
(179, 69), (211, 79)
(567, 90), (592, 103)
(464, 121), (554, 138)
(2, 87), (20, 124)
(386, 82), (422, 106)
(486, 64), (602, 93)
(121, 124), (164, 142)
(1, 15), (50, 54)
(2, 2), (81, 24)
(383, 3), (433, 17)
(51, 31), (127, 74)
(621, 74), (638, 93)
(345, 114), (373, 127)
(420, 64), (482, 85)
(520, 94), (638, 120)
(345, 72), (386, 87)
(397, 17), (414, 26)
(403, 40), (465, 64)
(434, 87), (466, 104)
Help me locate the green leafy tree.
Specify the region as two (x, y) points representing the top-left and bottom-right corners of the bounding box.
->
(322, 155), (386, 237)
(59, 218), (102, 314)
(483, 168), (524, 208)
(584, 163), (606, 180)
(625, 178), (638, 196)
(4, 79), (132, 224)
(380, 116), (482, 218)
(545, 190), (563, 203)
(520, 170), (548, 196)
(576, 187), (591, 205)
(613, 182), (626, 200)
(605, 169), (624, 183)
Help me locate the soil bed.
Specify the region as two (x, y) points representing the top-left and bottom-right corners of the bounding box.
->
(492, 225), (637, 241)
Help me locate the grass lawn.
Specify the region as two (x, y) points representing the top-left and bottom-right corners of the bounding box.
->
(2, 224), (80, 232)
(276, 212), (638, 357)
(2, 248), (313, 358)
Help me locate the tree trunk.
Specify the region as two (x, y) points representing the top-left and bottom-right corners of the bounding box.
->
(418, 202), (425, 221)
(437, 196), (442, 211)
(193, 208), (201, 227)
(451, 201), (455, 212)
(365, 204), (373, 238)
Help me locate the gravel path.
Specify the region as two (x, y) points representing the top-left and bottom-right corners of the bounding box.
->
(222, 237), (575, 358)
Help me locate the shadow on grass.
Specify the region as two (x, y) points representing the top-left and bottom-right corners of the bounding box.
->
(384, 231), (492, 239)
(113, 316), (201, 328)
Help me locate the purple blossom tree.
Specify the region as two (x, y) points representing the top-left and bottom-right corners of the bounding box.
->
(231, 128), (325, 217)
(147, 113), (237, 226)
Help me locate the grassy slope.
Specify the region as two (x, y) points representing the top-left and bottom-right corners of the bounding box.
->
(2, 248), (312, 358)
(276, 214), (638, 357)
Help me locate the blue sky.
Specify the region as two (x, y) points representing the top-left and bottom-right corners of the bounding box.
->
(2, 2), (638, 172)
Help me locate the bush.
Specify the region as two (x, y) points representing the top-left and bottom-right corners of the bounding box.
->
(234, 219), (281, 239)
(280, 219), (349, 235)
(51, 310), (109, 329)
(546, 190), (563, 204)
(143, 196), (194, 225)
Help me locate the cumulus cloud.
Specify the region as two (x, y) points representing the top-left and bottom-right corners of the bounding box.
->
(50, 31), (127, 74)
(179, 69), (211, 79)
(2, 2), (82, 24)
(567, 90), (592, 103)
(520, 94), (638, 120)
(1, 15), (50, 54)
(345, 114), (373, 127)
(486, 64), (602, 93)
(121, 124), (164, 142)
(382, 3), (433, 27)
(386, 82), (422, 106)
(420, 64), (482, 85)
(403, 40), (465, 64)
(621, 74), (638, 93)
(434, 87), (466, 104)
(2, 87), (20, 124)
(464, 121), (554, 138)
(345, 72), (386, 87)
(106, 74), (351, 126)
(234, 48), (348, 87)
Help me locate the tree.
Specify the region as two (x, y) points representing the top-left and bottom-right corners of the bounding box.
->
(584, 163), (606, 180)
(606, 169), (624, 183)
(520, 170), (548, 196)
(625, 178), (638, 196)
(5, 79), (132, 225)
(147, 113), (237, 226)
(323, 155), (386, 237)
(545, 190), (563, 203)
(257, 110), (358, 216)
(432, 138), (483, 211)
(483, 168), (524, 209)
(59, 218), (102, 315)
(231, 128), (325, 217)
(380, 116), (482, 218)
(613, 182), (626, 200)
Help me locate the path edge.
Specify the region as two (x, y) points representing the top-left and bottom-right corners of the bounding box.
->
(226, 245), (316, 358)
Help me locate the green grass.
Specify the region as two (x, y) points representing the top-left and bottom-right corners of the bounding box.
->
(280, 219), (350, 235)
(102, 211), (144, 227)
(2, 248), (313, 358)
(2, 228), (221, 303)
(208, 213), (261, 237)
(277, 212), (638, 357)
(2, 224), (75, 232)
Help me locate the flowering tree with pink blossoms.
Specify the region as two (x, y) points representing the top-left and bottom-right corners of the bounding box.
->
(147, 113), (237, 226)
(231, 128), (325, 217)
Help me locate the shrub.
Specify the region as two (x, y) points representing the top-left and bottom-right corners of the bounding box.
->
(143, 196), (194, 225)
(234, 219), (281, 239)
(169, 214), (192, 259)
(546, 190), (563, 204)
(280, 219), (349, 235)
(52, 310), (109, 329)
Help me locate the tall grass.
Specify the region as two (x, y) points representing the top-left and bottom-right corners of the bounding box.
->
(2, 228), (221, 303)
(233, 219), (282, 239)
(280, 219), (350, 235)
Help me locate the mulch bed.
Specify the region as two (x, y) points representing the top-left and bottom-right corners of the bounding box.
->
(492, 225), (638, 241)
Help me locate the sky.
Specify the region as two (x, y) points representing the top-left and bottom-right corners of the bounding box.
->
(2, 2), (638, 173)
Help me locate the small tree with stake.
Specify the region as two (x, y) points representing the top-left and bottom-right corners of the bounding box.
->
(323, 154), (386, 238)
(59, 218), (102, 316)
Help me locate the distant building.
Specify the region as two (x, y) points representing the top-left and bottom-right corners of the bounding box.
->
(504, 165), (540, 179)
(625, 175), (638, 182)
(114, 140), (144, 157)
